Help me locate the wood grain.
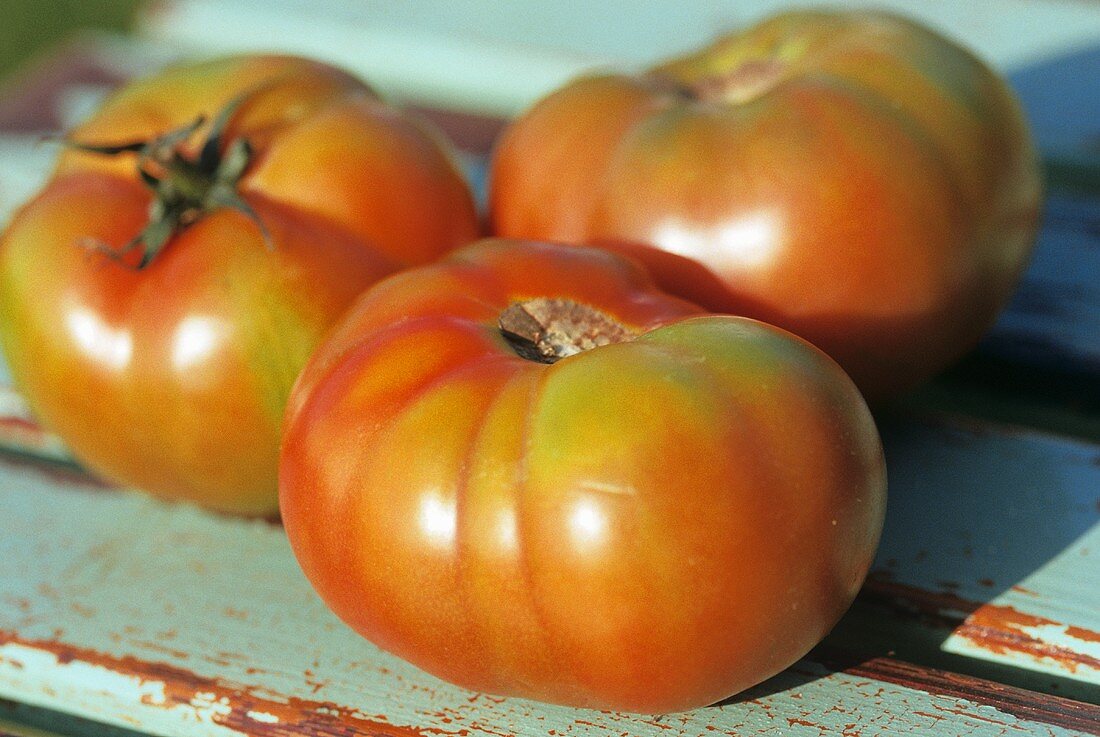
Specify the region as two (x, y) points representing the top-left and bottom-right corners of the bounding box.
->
(0, 453), (1097, 737)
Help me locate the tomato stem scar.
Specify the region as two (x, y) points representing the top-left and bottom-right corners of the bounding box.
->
(650, 58), (787, 105)
(499, 298), (637, 363)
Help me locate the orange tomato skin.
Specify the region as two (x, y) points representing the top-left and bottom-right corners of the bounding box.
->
(489, 11), (1042, 400)
(0, 55), (479, 515)
(280, 239), (886, 713)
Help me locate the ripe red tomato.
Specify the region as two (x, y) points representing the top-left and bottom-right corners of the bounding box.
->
(0, 55), (479, 515)
(280, 239), (886, 713)
(490, 10), (1042, 400)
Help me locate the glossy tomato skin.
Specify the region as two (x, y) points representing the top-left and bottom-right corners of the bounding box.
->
(490, 11), (1042, 400)
(280, 239), (887, 713)
(0, 56), (479, 515)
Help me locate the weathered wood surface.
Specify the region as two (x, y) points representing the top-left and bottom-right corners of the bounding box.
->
(867, 414), (1100, 696)
(1, 387), (1096, 700)
(0, 29), (1098, 737)
(981, 194), (1100, 375)
(0, 452), (1097, 737)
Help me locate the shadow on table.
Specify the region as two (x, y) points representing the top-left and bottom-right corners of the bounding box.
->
(718, 408), (1099, 708)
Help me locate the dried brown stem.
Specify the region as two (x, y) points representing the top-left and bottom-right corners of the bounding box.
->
(499, 298), (636, 364)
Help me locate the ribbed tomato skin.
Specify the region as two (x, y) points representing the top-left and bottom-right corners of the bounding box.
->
(490, 11), (1041, 399)
(280, 239), (886, 713)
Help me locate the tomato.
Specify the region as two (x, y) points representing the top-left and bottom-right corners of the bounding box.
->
(0, 55), (479, 515)
(489, 10), (1042, 400)
(279, 239), (886, 713)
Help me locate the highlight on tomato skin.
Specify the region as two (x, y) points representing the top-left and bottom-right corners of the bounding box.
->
(489, 9), (1043, 401)
(279, 238), (888, 714)
(0, 54), (480, 516)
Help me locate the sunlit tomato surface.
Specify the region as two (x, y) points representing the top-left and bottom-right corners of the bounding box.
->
(490, 10), (1042, 400)
(0, 55), (479, 515)
(280, 239), (886, 713)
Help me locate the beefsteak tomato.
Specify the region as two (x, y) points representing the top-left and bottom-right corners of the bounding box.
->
(490, 10), (1042, 399)
(0, 55), (479, 515)
(280, 239), (886, 713)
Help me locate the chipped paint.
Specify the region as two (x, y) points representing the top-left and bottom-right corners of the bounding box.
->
(1, 434), (1098, 736)
(821, 653), (1100, 733)
(1066, 626), (1100, 644)
(246, 710), (280, 724)
(955, 618), (1100, 675)
(863, 576), (1100, 679)
(0, 639), (170, 711)
(0, 632), (430, 737)
(869, 417), (1100, 688)
(3, 628), (1099, 737)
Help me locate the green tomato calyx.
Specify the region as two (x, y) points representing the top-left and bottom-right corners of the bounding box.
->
(499, 298), (637, 364)
(62, 92), (270, 269)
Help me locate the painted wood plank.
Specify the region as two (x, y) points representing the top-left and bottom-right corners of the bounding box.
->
(2, 406), (1093, 690)
(0, 453), (1097, 737)
(0, 382), (1095, 696)
(980, 196), (1100, 375)
(869, 414), (1100, 691)
(0, 371), (1095, 694)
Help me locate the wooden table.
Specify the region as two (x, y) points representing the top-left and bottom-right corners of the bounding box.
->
(0, 37), (1097, 737)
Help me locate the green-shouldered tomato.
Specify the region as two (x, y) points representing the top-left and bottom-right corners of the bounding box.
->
(0, 55), (479, 514)
(280, 239), (886, 713)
